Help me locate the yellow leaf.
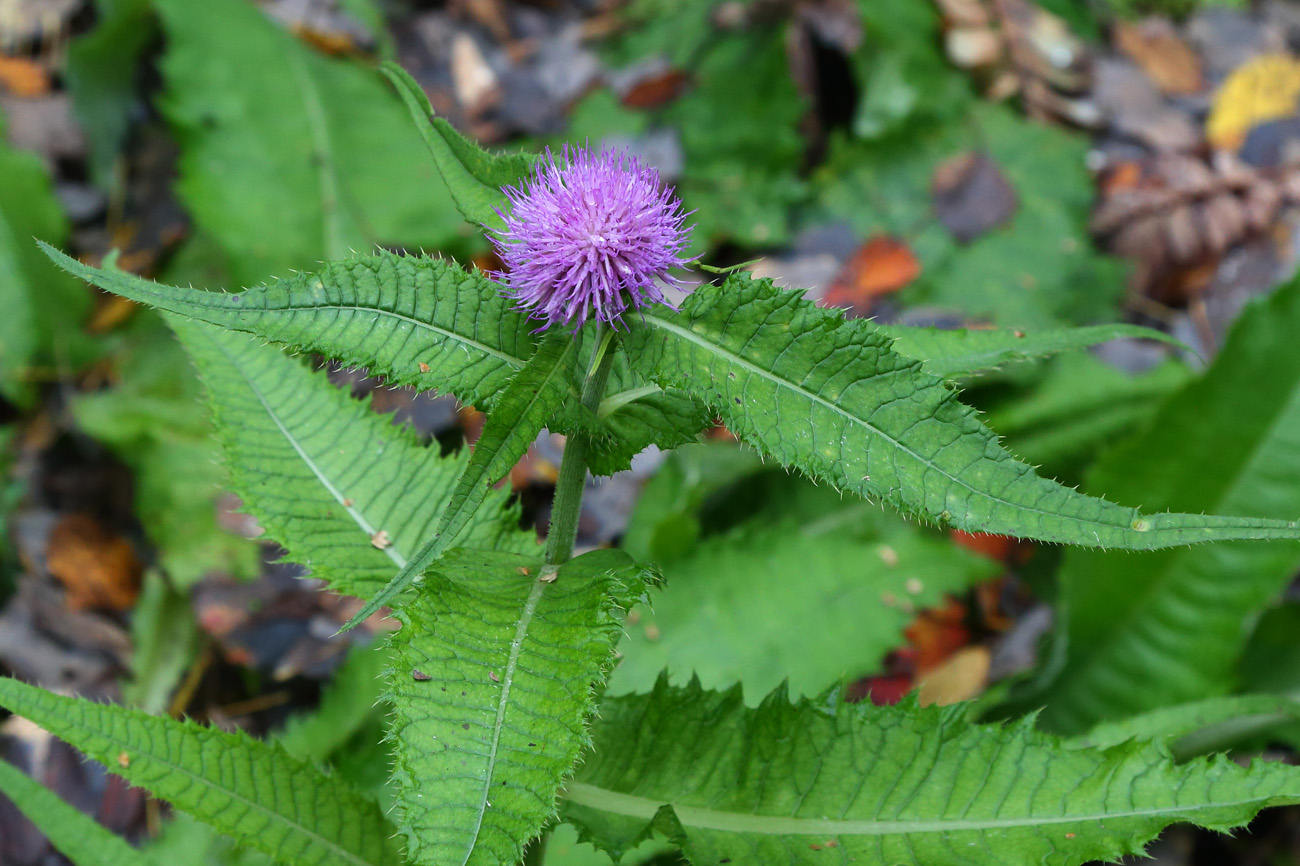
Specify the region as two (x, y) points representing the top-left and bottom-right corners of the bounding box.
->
(1207, 54), (1300, 151)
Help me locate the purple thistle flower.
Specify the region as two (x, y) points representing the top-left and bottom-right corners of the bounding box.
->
(490, 144), (692, 332)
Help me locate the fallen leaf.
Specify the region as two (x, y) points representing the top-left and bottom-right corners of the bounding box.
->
(0, 55), (48, 96)
(917, 646), (990, 706)
(904, 598), (969, 674)
(1207, 54), (1300, 151)
(1114, 19), (1202, 96)
(621, 69), (690, 109)
(821, 236), (921, 317)
(46, 514), (142, 611)
(932, 152), (1018, 243)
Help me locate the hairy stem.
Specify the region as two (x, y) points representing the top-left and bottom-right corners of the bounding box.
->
(544, 328), (617, 566)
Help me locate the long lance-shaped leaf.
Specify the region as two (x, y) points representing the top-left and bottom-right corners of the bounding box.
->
(627, 274), (1300, 549)
(0, 758), (154, 866)
(170, 317), (529, 601)
(387, 549), (654, 866)
(43, 244), (535, 409)
(380, 61), (533, 228)
(45, 245), (695, 469)
(879, 322), (1187, 380)
(1072, 694), (1300, 760)
(561, 679), (1300, 866)
(0, 676), (400, 866)
(344, 333), (577, 629)
(1034, 274), (1300, 733)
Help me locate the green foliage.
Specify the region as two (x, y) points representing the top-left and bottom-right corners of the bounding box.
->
(0, 757), (154, 866)
(344, 333), (577, 629)
(562, 679), (1300, 866)
(123, 571), (202, 712)
(627, 272), (1300, 548)
(879, 322), (1186, 381)
(73, 316), (258, 585)
(381, 62), (533, 230)
(813, 105), (1125, 328)
(168, 316), (528, 600)
(66, 0), (155, 187)
(0, 675), (401, 866)
(276, 640), (388, 764)
(853, 0), (972, 138)
(0, 116), (94, 404)
(608, 471), (998, 700)
(1036, 276), (1300, 734)
(662, 27), (807, 250)
(387, 548), (655, 866)
(1073, 694), (1300, 760)
(153, 0), (469, 286)
(978, 353), (1192, 479)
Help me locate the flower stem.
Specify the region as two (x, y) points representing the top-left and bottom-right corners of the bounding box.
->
(544, 328), (617, 566)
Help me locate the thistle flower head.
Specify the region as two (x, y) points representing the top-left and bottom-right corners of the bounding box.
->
(490, 144), (692, 331)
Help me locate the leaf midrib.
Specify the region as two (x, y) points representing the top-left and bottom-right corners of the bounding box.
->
(287, 48), (347, 261)
(562, 781), (1284, 836)
(641, 312), (1123, 532)
(642, 311), (1294, 543)
(462, 577), (548, 864)
(206, 326), (409, 570)
(20, 698), (383, 866)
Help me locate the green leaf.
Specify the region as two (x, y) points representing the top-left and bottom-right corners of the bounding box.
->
(608, 496), (999, 700)
(979, 354), (1191, 478)
(276, 640), (388, 764)
(344, 332), (577, 629)
(72, 316), (259, 586)
(122, 571), (202, 713)
(627, 273), (1300, 549)
(387, 548), (655, 866)
(561, 679), (1300, 865)
(168, 316), (529, 601)
(0, 676), (400, 866)
(0, 128), (94, 404)
(66, 0), (154, 188)
(620, 442), (767, 564)
(880, 322), (1186, 380)
(1035, 276), (1300, 733)
(46, 246), (534, 412)
(813, 104), (1124, 328)
(380, 61), (533, 229)
(1072, 694), (1300, 760)
(0, 758), (152, 866)
(154, 0), (469, 286)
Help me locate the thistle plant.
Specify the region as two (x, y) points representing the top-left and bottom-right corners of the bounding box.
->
(8, 61), (1300, 866)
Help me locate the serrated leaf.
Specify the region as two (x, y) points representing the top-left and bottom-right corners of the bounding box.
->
(0, 758), (152, 866)
(168, 316), (529, 600)
(1036, 276), (1300, 733)
(154, 0), (468, 285)
(387, 548), (654, 866)
(0, 676), (400, 866)
(627, 273), (1300, 549)
(561, 679), (1300, 865)
(607, 500), (999, 701)
(0, 126), (94, 404)
(345, 333), (577, 629)
(880, 322), (1186, 380)
(48, 247), (534, 412)
(380, 61), (533, 229)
